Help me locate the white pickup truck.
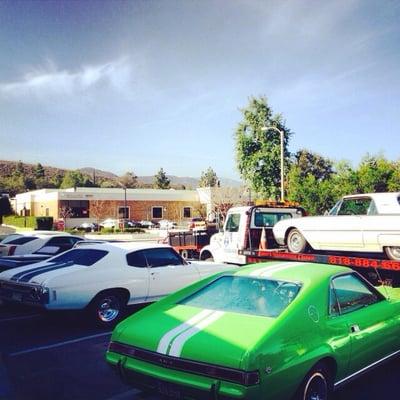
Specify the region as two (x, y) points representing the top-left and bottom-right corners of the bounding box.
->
(199, 202), (306, 264)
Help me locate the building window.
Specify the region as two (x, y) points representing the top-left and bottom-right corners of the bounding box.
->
(183, 207), (192, 218)
(152, 206), (163, 219)
(118, 206), (130, 219)
(60, 200), (89, 218)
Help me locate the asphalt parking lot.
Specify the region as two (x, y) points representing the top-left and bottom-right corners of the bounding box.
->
(0, 302), (399, 400)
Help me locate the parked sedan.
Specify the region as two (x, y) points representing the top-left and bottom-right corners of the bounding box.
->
(0, 234), (82, 256)
(0, 236), (86, 272)
(99, 218), (119, 229)
(158, 219), (177, 230)
(0, 243), (236, 326)
(273, 192), (400, 260)
(106, 261), (400, 400)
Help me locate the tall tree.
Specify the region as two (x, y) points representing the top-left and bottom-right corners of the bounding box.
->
(119, 171), (138, 188)
(34, 163), (45, 179)
(235, 96), (292, 199)
(357, 154), (394, 193)
(293, 149), (333, 181)
(199, 167), (218, 187)
(60, 170), (86, 189)
(15, 161), (25, 176)
(154, 168), (170, 189)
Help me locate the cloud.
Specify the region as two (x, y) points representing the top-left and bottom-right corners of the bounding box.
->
(0, 58), (133, 99)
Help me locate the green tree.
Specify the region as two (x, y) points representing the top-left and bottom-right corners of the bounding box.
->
(388, 161), (400, 191)
(119, 171), (138, 188)
(292, 149), (333, 181)
(49, 172), (64, 188)
(34, 163), (45, 179)
(100, 179), (117, 188)
(287, 166), (336, 215)
(357, 154), (394, 193)
(235, 96), (292, 199)
(15, 161), (25, 176)
(0, 196), (12, 223)
(154, 168), (170, 189)
(60, 170), (86, 189)
(199, 167), (218, 187)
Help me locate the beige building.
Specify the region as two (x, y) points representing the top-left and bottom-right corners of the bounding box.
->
(13, 187), (219, 228)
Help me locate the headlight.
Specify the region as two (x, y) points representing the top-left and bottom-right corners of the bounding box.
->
(30, 286), (50, 302)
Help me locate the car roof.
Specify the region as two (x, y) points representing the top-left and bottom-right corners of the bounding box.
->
(233, 261), (350, 284)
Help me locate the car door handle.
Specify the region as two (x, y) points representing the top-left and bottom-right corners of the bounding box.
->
(350, 324), (360, 333)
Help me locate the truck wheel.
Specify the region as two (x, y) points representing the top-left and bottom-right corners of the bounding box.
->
(180, 249), (189, 259)
(287, 229), (308, 253)
(296, 362), (332, 400)
(385, 246), (400, 261)
(89, 291), (126, 327)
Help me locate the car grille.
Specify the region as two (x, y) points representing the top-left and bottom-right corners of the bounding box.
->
(0, 280), (48, 304)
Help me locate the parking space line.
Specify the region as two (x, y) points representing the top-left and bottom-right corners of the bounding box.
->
(9, 331), (112, 357)
(0, 314), (42, 323)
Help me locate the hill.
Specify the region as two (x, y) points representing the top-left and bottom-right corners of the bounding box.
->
(0, 160), (242, 196)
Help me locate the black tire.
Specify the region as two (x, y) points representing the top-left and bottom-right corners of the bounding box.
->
(296, 362), (333, 400)
(180, 249), (189, 259)
(287, 229), (308, 254)
(89, 291), (126, 327)
(384, 246), (400, 261)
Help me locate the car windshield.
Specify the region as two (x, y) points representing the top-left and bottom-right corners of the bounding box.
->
(180, 276), (302, 318)
(49, 249), (108, 266)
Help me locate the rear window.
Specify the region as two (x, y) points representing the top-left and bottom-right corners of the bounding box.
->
(180, 276), (301, 318)
(6, 236), (38, 245)
(50, 249), (108, 266)
(254, 212), (293, 227)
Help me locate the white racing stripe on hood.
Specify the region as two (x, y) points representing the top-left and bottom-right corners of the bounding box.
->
(157, 309), (214, 354)
(168, 311), (225, 357)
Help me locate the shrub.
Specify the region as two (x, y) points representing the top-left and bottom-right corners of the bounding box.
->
(125, 228), (145, 233)
(3, 215), (36, 229)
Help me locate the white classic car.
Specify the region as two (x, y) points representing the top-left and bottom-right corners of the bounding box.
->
(273, 192), (400, 260)
(0, 242), (236, 326)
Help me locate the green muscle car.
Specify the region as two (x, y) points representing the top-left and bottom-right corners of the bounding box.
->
(106, 261), (400, 399)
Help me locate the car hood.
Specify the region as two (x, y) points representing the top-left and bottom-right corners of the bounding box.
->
(0, 255), (49, 271)
(113, 304), (275, 370)
(0, 260), (85, 285)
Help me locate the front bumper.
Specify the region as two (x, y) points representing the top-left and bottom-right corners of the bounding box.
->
(0, 280), (49, 305)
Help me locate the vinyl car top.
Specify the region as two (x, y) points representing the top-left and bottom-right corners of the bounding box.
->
(339, 192), (400, 214)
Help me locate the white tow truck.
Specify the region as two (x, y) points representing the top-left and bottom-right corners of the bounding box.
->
(199, 201), (306, 264)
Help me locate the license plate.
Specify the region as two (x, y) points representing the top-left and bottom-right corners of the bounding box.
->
(11, 292), (22, 302)
(156, 381), (181, 399)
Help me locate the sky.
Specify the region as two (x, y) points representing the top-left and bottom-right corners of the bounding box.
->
(0, 0), (399, 180)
